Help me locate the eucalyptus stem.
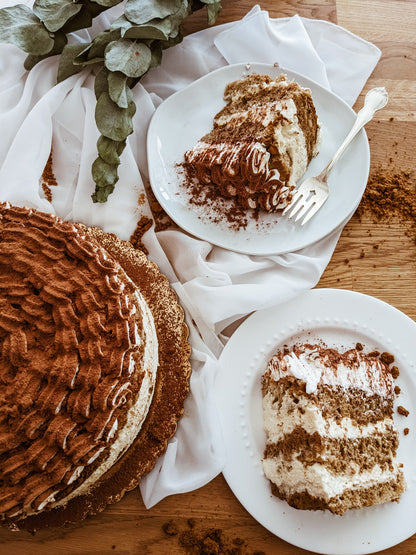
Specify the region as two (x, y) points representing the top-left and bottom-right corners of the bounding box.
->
(0, 0), (221, 202)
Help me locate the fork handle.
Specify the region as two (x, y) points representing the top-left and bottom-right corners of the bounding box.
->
(319, 87), (389, 181)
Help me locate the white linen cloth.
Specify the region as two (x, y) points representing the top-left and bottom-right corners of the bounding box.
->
(0, 3), (380, 507)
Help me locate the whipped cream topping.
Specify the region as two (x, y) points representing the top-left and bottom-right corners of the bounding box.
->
(0, 204), (159, 519)
(267, 345), (394, 396)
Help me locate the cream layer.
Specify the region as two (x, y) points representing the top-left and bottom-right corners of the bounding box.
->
(262, 390), (395, 443)
(262, 454), (403, 500)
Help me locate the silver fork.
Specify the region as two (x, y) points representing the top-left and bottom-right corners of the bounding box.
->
(283, 86), (389, 225)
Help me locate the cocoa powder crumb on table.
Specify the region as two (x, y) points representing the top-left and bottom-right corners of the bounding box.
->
(162, 519), (179, 536)
(404, 428), (410, 435)
(394, 385), (401, 395)
(355, 168), (416, 237)
(162, 519), (264, 554)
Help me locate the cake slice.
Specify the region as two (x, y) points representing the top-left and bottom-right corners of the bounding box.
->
(184, 73), (321, 212)
(261, 343), (406, 515)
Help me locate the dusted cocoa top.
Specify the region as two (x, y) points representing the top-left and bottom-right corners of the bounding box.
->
(266, 343), (394, 396)
(0, 204), (157, 518)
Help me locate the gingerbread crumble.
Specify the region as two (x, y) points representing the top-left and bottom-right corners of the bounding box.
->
(397, 406), (410, 417)
(41, 150), (58, 202)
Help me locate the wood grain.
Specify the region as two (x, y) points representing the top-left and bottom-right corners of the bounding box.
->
(1, 0), (416, 553)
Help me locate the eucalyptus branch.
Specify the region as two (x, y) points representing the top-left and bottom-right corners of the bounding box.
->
(0, 0), (221, 202)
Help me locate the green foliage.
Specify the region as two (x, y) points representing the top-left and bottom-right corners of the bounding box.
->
(0, 0), (222, 202)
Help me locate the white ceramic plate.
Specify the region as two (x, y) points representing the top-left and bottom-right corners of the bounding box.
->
(147, 63), (370, 255)
(216, 289), (416, 554)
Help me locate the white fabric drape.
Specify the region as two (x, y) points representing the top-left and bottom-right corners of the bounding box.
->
(0, 3), (380, 507)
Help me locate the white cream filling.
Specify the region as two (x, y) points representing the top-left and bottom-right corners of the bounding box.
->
(262, 455), (402, 500)
(262, 391), (395, 443)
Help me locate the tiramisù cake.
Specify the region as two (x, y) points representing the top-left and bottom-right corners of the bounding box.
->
(261, 343), (406, 515)
(0, 203), (191, 530)
(184, 73), (321, 212)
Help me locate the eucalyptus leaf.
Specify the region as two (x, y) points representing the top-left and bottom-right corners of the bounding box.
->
(94, 66), (110, 99)
(97, 136), (126, 164)
(125, 0), (182, 25)
(57, 43), (87, 82)
(124, 20), (171, 40)
(91, 157), (119, 202)
(95, 92), (135, 141)
(88, 29), (121, 59)
(159, 33), (183, 50)
(60, 7), (93, 33)
(108, 71), (132, 108)
(205, 1), (221, 25)
(149, 43), (163, 68)
(110, 15), (131, 37)
(33, 0), (82, 33)
(104, 39), (151, 78)
(0, 5), (54, 55)
(24, 30), (67, 70)
(90, 0), (123, 7)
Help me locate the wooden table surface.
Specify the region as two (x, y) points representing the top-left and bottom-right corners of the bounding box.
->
(1, 1), (415, 554)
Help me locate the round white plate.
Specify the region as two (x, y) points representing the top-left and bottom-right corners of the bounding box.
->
(147, 63), (370, 256)
(216, 289), (416, 555)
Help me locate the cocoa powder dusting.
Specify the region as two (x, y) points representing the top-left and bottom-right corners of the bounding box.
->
(147, 186), (177, 232)
(162, 519), (265, 555)
(41, 150), (58, 202)
(355, 169), (416, 236)
(180, 163), (261, 232)
(129, 215), (153, 254)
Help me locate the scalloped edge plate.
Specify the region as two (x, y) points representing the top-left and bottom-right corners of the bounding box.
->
(147, 63), (370, 255)
(216, 289), (416, 554)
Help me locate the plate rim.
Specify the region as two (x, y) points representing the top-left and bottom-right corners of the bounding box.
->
(147, 62), (370, 255)
(216, 288), (416, 555)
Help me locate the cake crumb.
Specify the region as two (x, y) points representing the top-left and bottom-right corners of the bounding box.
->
(398, 406), (409, 417)
(355, 342), (363, 351)
(162, 519), (179, 536)
(404, 428), (409, 436)
(391, 366), (400, 379)
(394, 385), (401, 395)
(380, 352), (395, 365)
(162, 519), (263, 554)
